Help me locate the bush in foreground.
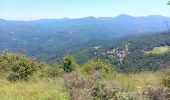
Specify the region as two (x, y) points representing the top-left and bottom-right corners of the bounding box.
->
(143, 86), (168, 100)
(63, 55), (78, 73)
(0, 50), (48, 81)
(48, 63), (64, 78)
(83, 60), (116, 78)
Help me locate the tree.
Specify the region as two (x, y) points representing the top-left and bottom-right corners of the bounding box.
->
(168, 1), (170, 5)
(83, 60), (116, 78)
(63, 55), (77, 73)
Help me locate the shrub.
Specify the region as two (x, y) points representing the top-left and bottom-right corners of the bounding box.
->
(83, 60), (116, 78)
(163, 71), (170, 89)
(63, 72), (139, 100)
(168, 1), (170, 5)
(0, 50), (48, 81)
(63, 55), (78, 73)
(91, 82), (115, 100)
(69, 88), (93, 100)
(48, 63), (64, 78)
(90, 81), (137, 100)
(63, 72), (100, 100)
(63, 72), (95, 89)
(143, 86), (167, 100)
(162, 70), (170, 98)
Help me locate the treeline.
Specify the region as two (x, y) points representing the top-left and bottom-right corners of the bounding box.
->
(0, 50), (116, 81)
(121, 32), (170, 73)
(122, 51), (170, 73)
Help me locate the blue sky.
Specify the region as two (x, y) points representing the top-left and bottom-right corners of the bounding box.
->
(0, 0), (170, 20)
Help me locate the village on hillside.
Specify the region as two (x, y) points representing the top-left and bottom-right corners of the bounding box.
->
(92, 44), (129, 63)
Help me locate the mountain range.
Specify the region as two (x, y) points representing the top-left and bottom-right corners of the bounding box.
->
(0, 14), (169, 55)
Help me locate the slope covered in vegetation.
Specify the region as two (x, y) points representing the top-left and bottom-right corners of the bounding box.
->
(0, 50), (170, 100)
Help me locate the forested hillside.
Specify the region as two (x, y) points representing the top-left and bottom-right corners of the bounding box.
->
(0, 15), (169, 56)
(38, 32), (170, 73)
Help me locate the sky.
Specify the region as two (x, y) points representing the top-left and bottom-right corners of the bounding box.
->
(0, 0), (170, 20)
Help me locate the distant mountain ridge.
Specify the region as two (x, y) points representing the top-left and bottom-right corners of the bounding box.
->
(0, 14), (169, 55)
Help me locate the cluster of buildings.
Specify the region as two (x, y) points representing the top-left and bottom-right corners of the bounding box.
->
(92, 45), (128, 62)
(107, 48), (128, 62)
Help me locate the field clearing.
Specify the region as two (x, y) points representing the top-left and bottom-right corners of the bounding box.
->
(145, 46), (170, 54)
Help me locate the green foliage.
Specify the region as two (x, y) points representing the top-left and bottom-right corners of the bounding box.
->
(73, 48), (93, 64)
(168, 1), (170, 5)
(63, 55), (77, 73)
(128, 33), (170, 51)
(0, 50), (166, 99)
(0, 50), (47, 81)
(91, 81), (139, 100)
(48, 63), (64, 78)
(122, 51), (170, 73)
(83, 60), (116, 78)
(119, 33), (170, 73)
(59, 32), (170, 73)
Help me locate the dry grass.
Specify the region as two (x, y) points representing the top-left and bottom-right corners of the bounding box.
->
(114, 72), (162, 92)
(0, 71), (163, 100)
(0, 78), (70, 100)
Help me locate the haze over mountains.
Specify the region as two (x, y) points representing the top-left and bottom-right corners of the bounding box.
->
(0, 14), (169, 55)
